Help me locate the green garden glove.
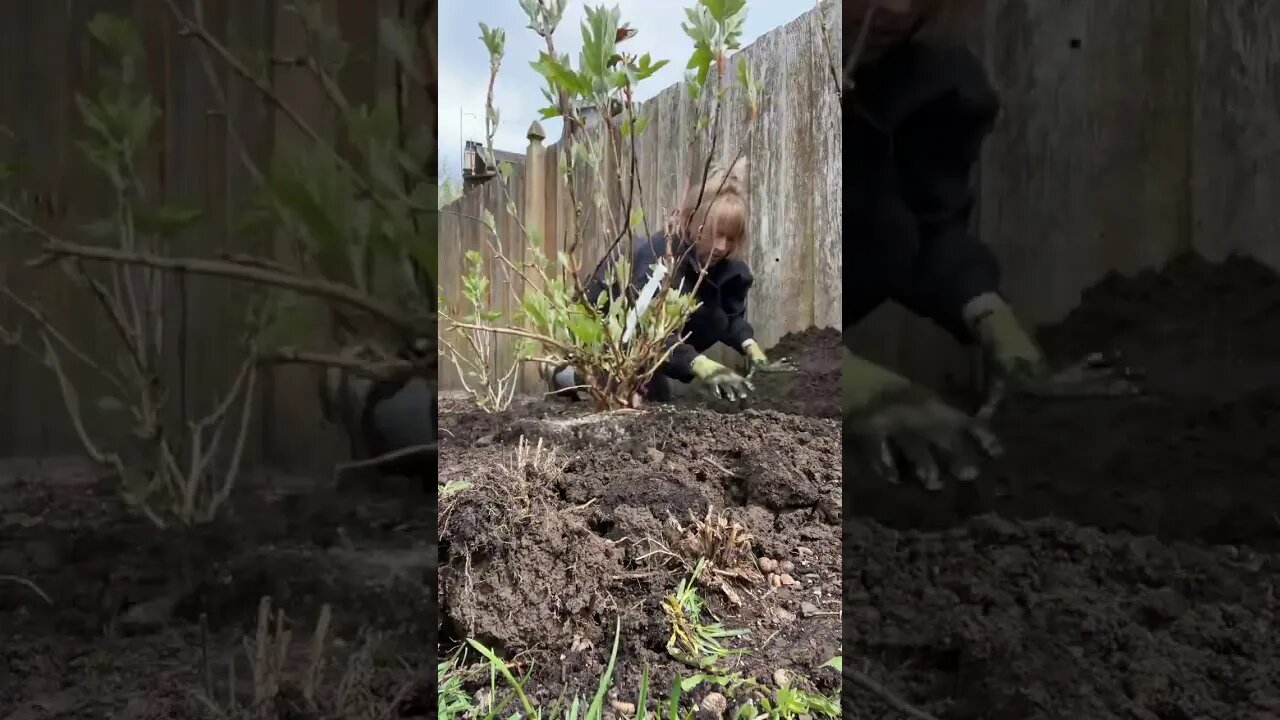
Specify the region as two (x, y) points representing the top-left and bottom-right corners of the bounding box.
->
(742, 339), (798, 377)
(844, 348), (1001, 490)
(691, 355), (754, 402)
(964, 293), (1142, 417)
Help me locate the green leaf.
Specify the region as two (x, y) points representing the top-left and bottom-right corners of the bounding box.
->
(821, 656), (842, 672)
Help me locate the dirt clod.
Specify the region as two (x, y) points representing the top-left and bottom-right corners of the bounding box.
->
(847, 254), (1280, 719)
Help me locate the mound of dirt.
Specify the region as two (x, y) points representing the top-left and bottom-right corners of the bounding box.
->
(0, 459), (434, 717)
(752, 327), (843, 418)
(843, 516), (1280, 719)
(854, 253), (1280, 548)
(437, 391), (842, 703)
(666, 327), (842, 418)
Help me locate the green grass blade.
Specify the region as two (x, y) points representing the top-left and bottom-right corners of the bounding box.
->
(636, 664), (650, 720)
(587, 617), (623, 718)
(468, 639), (537, 718)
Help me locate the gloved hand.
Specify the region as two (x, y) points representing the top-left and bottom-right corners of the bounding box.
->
(691, 355), (754, 402)
(964, 293), (1143, 418)
(844, 348), (1001, 490)
(742, 339), (798, 378)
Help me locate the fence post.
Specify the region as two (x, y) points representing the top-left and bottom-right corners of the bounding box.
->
(520, 121), (548, 393)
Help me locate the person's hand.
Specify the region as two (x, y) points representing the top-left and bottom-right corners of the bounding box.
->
(742, 339), (798, 378)
(844, 349), (1001, 490)
(691, 355), (754, 402)
(965, 293), (1143, 418)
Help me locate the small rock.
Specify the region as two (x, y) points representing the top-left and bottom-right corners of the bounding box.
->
(769, 573), (782, 588)
(779, 573), (794, 586)
(118, 595), (177, 634)
(699, 692), (727, 719)
(800, 601), (820, 617)
(968, 513), (1024, 543)
(475, 434), (496, 447)
(758, 557), (777, 573)
(775, 608), (797, 623)
(773, 668), (791, 688)
(778, 560), (795, 574)
(645, 447), (665, 463)
(610, 699), (636, 715)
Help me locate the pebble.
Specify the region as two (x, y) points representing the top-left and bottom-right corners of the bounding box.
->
(779, 573), (794, 586)
(610, 700), (636, 715)
(758, 556), (777, 573)
(769, 573), (782, 588)
(645, 447), (664, 463)
(699, 692), (727, 719)
(779, 560), (795, 574)
(475, 434), (495, 447)
(800, 601), (820, 617)
(773, 668), (791, 687)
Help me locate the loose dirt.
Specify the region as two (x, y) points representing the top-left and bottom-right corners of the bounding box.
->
(0, 457), (434, 718)
(848, 253), (1280, 718)
(437, 328), (843, 707)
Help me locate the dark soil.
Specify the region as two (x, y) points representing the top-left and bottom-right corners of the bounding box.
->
(844, 516), (1280, 719)
(437, 330), (842, 708)
(847, 253), (1280, 718)
(0, 457), (434, 718)
(746, 327), (843, 418)
(853, 253), (1280, 548)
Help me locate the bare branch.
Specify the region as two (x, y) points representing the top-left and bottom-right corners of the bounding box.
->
(33, 239), (432, 339)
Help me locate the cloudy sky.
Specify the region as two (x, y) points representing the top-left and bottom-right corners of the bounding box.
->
(438, 1), (813, 182)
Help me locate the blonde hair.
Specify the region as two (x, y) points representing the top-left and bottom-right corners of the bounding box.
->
(678, 157), (749, 260)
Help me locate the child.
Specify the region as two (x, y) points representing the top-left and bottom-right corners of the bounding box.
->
(319, 337), (436, 488)
(547, 158), (791, 404)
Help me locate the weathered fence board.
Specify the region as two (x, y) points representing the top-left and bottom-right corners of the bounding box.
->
(852, 0), (1280, 392)
(0, 1), (415, 469)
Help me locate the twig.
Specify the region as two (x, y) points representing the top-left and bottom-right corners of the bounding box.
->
(333, 444), (437, 479)
(259, 347), (416, 378)
(846, 667), (940, 720)
(32, 239), (431, 338)
(702, 456), (743, 479)
(0, 574), (53, 604)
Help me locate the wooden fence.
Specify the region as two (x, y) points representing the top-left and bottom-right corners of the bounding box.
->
(850, 0), (1280, 390)
(7, 0), (1280, 460)
(439, 2), (843, 394)
(0, 0), (432, 469)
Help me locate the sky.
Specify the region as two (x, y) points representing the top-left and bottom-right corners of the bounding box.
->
(437, 1), (814, 182)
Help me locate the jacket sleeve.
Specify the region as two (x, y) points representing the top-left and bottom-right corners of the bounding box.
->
(722, 264), (755, 352)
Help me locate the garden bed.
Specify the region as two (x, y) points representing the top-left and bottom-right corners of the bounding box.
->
(848, 253), (1280, 718)
(0, 457), (434, 718)
(437, 329), (843, 711)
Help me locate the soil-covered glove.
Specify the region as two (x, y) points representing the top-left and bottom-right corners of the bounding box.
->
(964, 293), (1143, 417)
(844, 348), (1001, 490)
(691, 355), (754, 402)
(742, 339), (798, 378)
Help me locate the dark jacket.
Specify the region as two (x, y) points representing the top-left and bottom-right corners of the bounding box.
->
(588, 233), (754, 383)
(845, 41), (1003, 347)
